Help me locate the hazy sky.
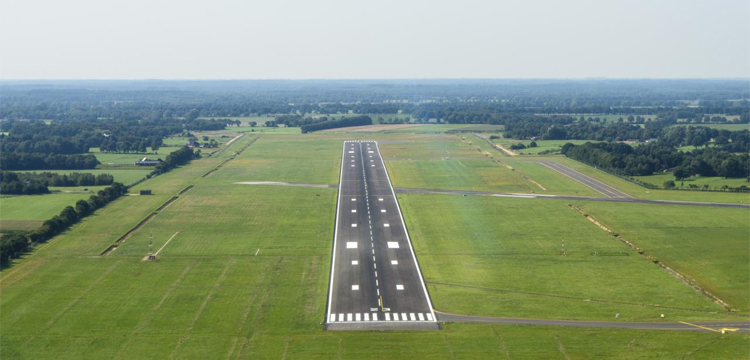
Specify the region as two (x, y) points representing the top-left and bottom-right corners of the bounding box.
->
(1, 0), (748, 79)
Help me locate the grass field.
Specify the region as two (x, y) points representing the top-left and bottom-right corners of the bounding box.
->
(400, 194), (737, 321)
(633, 173), (749, 189)
(492, 138), (596, 155)
(1, 132), (748, 359)
(575, 201), (750, 312)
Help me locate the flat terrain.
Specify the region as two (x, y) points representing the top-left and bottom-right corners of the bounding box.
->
(1, 130), (748, 359)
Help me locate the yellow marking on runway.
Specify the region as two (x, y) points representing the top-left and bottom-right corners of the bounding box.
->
(679, 321), (720, 333)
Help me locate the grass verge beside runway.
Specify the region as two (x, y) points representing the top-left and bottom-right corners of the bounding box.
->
(575, 201), (750, 312)
(399, 194), (740, 321)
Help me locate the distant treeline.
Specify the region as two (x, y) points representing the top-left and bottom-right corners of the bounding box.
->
(561, 142), (749, 178)
(0, 171), (114, 195)
(0, 117), (230, 156)
(300, 116), (372, 133)
(0, 153), (100, 171)
(504, 117), (750, 150)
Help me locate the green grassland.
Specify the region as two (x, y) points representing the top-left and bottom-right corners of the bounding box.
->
(633, 173), (749, 189)
(210, 134), (342, 185)
(1, 132), (748, 359)
(575, 201), (750, 312)
(400, 194), (738, 321)
(492, 138), (596, 155)
(380, 134), (599, 196)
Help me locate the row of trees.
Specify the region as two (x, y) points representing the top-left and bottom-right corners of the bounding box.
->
(151, 146), (198, 176)
(0, 153), (100, 170)
(561, 142), (749, 178)
(0, 171), (114, 195)
(1, 182), (127, 264)
(300, 116), (372, 133)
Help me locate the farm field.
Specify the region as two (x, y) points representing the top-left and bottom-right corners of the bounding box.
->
(492, 138), (596, 155)
(575, 201), (750, 312)
(1, 132), (748, 359)
(633, 173), (749, 189)
(399, 194), (737, 321)
(91, 147), (183, 166)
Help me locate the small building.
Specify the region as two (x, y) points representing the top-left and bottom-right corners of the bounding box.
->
(135, 157), (163, 166)
(140, 190), (152, 195)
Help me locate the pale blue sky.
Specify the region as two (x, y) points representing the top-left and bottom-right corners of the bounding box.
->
(1, 0), (748, 79)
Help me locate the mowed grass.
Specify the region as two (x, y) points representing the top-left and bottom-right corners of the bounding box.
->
(1, 193), (95, 221)
(382, 134), (599, 196)
(381, 135), (539, 193)
(210, 134), (342, 185)
(575, 201), (750, 312)
(399, 194), (733, 321)
(1, 132), (749, 359)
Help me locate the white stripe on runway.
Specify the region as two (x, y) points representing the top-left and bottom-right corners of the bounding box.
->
(356, 313), (361, 321)
(418, 313), (424, 321)
(347, 313), (353, 322)
(364, 313), (370, 321)
(410, 313), (416, 321)
(339, 313), (344, 322)
(385, 313), (391, 321)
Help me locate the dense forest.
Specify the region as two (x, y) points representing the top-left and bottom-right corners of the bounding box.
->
(0, 153), (100, 170)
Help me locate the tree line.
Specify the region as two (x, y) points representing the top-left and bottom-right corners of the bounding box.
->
(0, 171), (114, 195)
(0, 153), (100, 171)
(561, 142), (749, 179)
(300, 116), (372, 133)
(0, 182), (128, 264)
(0, 145), (199, 265)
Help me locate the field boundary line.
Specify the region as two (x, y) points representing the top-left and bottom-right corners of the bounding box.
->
(155, 232), (180, 256)
(202, 135), (260, 178)
(186, 258), (236, 331)
(569, 205), (736, 312)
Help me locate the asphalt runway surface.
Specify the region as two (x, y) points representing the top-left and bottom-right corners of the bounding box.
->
(436, 311), (750, 333)
(534, 160), (633, 198)
(325, 141), (438, 330)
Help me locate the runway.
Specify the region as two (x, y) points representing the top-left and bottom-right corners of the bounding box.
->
(534, 160), (633, 198)
(325, 141), (438, 330)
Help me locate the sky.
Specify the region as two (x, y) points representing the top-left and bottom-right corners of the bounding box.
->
(0, 0), (748, 79)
